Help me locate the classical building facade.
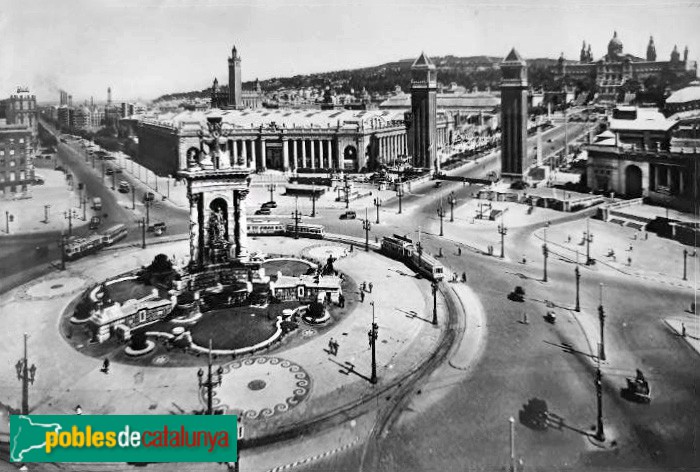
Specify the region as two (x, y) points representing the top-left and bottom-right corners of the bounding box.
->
(586, 110), (698, 212)
(138, 108), (408, 175)
(407, 52), (438, 171)
(0, 124), (34, 196)
(554, 32), (697, 100)
(210, 46), (263, 110)
(500, 48), (529, 180)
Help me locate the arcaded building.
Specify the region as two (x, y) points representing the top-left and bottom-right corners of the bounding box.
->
(138, 108), (409, 175)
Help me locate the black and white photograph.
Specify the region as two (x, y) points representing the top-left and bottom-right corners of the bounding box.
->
(1, 0), (698, 470)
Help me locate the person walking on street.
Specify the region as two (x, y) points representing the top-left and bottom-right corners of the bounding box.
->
(682, 323), (687, 337)
(329, 338), (337, 355)
(102, 358), (110, 374)
(360, 291), (365, 303)
(368, 282), (373, 293)
(333, 339), (339, 356)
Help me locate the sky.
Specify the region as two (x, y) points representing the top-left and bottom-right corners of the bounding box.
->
(2, 0), (700, 103)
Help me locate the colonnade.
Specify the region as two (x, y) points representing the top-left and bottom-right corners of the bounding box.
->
(376, 133), (408, 163)
(225, 137), (339, 171)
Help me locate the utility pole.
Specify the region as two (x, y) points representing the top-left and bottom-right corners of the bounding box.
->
(81, 196), (87, 221)
(683, 248), (688, 281)
(267, 181), (277, 204)
(140, 217), (146, 249)
(498, 216), (508, 259)
(373, 196), (382, 224)
(436, 199), (445, 237)
(362, 208), (372, 252)
(310, 186), (317, 218)
(15, 333), (37, 415)
(132, 187), (136, 210)
(111, 170), (116, 191)
(291, 196), (301, 240)
(542, 227), (549, 282)
(368, 302), (378, 384)
(344, 176), (351, 209)
(5, 211), (14, 234)
(594, 357), (605, 442)
(59, 234), (66, 271)
(197, 339), (224, 415)
(584, 217), (593, 265)
(447, 192), (457, 222)
(416, 226), (423, 257)
(145, 198), (151, 229)
(396, 180), (404, 214)
(508, 416), (516, 472)
(101, 160), (105, 183)
(64, 210), (74, 236)
(431, 280), (439, 325)
(43, 205), (51, 224)
(575, 251), (581, 312)
(598, 283), (606, 361)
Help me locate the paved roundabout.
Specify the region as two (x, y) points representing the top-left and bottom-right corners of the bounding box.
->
(19, 275), (89, 301)
(212, 356), (311, 420)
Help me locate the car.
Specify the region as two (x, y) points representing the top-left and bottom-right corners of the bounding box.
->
(89, 216), (101, 230)
(143, 192), (155, 202)
(261, 201), (277, 209)
(148, 222), (167, 235)
(547, 138), (553, 143)
(434, 181), (443, 188)
(118, 181), (130, 193)
(105, 168), (114, 176)
(254, 208), (272, 215)
(339, 210), (357, 220)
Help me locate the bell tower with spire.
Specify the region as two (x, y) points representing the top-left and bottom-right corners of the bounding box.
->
(646, 36), (657, 61)
(580, 41), (587, 62)
(228, 45), (242, 109)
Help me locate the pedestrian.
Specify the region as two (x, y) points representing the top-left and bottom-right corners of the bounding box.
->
(102, 358), (110, 374)
(361, 281), (366, 292)
(522, 255), (527, 265)
(333, 340), (340, 356)
(360, 291), (365, 302)
(457, 246), (462, 256)
(682, 323), (687, 337)
(339, 293), (345, 308)
(75, 405), (83, 415)
(627, 256), (632, 266)
(350, 244), (354, 253)
(567, 235), (571, 244)
(523, 312), (529, 324)
(328, 338), (336, 355)
(461, 272), (467, 283)
(368, 282), (373, 293)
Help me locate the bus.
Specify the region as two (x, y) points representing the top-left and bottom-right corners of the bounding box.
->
(101, 224), (128, 246)
(285, 223), (325, 239)
(247, 220), (285, 236)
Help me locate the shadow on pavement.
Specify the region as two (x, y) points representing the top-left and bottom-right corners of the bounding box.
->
(328, 358), (372, 383)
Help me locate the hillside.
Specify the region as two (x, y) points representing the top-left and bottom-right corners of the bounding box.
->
(154, 55), (562, 103)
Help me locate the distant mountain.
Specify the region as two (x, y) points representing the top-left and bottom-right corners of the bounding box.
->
(153, 55), (563, 103)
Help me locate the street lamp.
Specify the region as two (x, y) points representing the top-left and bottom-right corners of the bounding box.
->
(373, 196), (382, 225)
(436, 199), (446, 237)
(683, 248), (688, 281)
(508, 416), (516, 472)
(575, 251), (581, 312)
(63, 209), (77, 236)
(584, 217), (593, 266)
(197, 339), (224, 415)
(59, 234), (66, 271)
(310, 186), (318, 217)
(396, 180), (404, 214)
(431, 280), (439, 325)
(368, 302), (379, 384)
(498, 216), (508, 259)
(291, 196), (301, 240)
(542, 227), (549, 282)
(447, 192), (457, 222)
(5, 211), (14, 234)
(598, 283), (606, 361)
(139, 217), (146, 249)
(15, 333), (37, 415)
(344, 175), (351, 209)
(362, 208), (372, 252)
(267, 181), (277, 204)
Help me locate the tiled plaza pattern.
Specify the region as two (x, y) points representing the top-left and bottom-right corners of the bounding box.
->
(213, 356), (311, 420)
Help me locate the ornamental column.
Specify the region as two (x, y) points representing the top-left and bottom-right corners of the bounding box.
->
(252, 139), (259, 171)
(326, 140), (333, 170)
(283, 139), (290, 172)
(319, 139), (325, 169)
(310, 139), (316, 169)
(301, 140), (308, 168)
(232, 140), (239, 165)
(235, 190), (249, 261)
(189, 191), (201, 267)
(292, 139), (298, 169)
(241, 140), (248, 168)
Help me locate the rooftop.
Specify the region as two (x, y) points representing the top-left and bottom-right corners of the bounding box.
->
(666, 81), (700, 104)
(610, 108), (675, 132)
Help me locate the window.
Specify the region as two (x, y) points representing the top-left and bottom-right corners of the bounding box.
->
(19, 138), (24, 144)
(19, 171), (25, 180)
(9, 149), (14, 156)
(0, 150), (4, 156)
(10, 161), (15, 167)
(9, 172), (15, 181)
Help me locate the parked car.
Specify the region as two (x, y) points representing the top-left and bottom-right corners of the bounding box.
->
(118, 181), (130, 193)
(261, 201), (277, 209)
(143, 191), (155, 202)
(148, 222), (167, 236)
(89, 216), (101, 230)
(434, 181), (443, 188)
(92, 197), (102, 211)
(255, 208), (272, 215)
(105, 168), (114, 176)
(339, 210), (357, 220)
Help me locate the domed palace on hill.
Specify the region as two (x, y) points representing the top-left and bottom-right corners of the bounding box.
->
(553, 32), (697, 100)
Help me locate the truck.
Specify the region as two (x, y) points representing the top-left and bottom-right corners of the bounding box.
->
(92, 197), (102, 211)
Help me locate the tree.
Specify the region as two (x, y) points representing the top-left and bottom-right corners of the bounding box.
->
(307, 302), (326, 319)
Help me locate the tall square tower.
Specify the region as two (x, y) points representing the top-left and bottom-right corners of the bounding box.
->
(410, 52), (438, 173)
(500, 48), (529, 180)
(228, 45), (243, 109)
